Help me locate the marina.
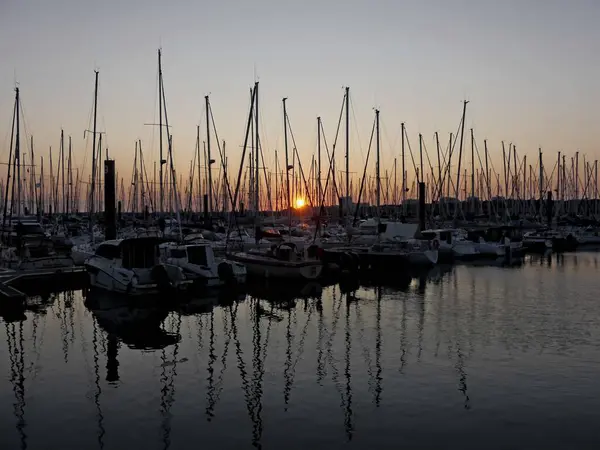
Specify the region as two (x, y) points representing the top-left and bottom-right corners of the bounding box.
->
(3, 1), (600, 448)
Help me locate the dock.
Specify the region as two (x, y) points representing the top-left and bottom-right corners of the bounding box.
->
(0, 266), (88, 305)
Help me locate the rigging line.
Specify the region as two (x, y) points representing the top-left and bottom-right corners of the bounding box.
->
(258, 138), (274, 213)
(311, 120), (342, 242)
(380, 118), (401, 162)
(352, 115), (376, 227)
(434, 130), (462, 206)
(321, 117), (341, 202)
(208, 99), (236, 211)
(420, 137), (436, 188)
(403, 127), (420, 183)
(285, 113), (314, 208)
(139, 141), (156, 212)
(226, 85), (256, 249)
(349, 94), (366, 164)
(433, 115), (464, 198)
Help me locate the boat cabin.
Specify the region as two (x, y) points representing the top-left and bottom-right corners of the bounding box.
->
(160, 242), (216, 268)
(94, 237), (164, 269)
(420, 229), (454, 244)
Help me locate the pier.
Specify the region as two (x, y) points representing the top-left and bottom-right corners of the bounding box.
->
(0, 266), (87, 304)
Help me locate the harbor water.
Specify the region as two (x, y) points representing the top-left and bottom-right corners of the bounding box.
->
(1, 252), (600, 449)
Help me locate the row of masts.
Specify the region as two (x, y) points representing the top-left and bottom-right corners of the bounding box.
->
(3, 57), (599, 224)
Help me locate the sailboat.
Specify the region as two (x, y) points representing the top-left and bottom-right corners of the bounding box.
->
(1, 88), (74, 270)
(228, 92), (323, 280)
(71, 70), (102, 265)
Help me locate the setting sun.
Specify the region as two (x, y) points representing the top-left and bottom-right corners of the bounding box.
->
(295, 198), (306, 208)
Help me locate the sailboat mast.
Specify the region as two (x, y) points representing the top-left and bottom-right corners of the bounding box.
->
(60, 129), (65, 214)
(345, 87), (350, 202)
(90, 70), (99, 234)
(283, 97), (291, 227)
(1, 89), (17, 231)
(49, 147), (54, 214)
(139, 140), (145, 214)
(30, 136), (35, 215)
(15, 87), (21, 217)
(97, 136), (102, 214)
(376, 109), (381, 211)
(205, 95), (213, 215)
(454, 100), (468, 218)
(158, 49), (164, 214)
(196, 125), (201, 212)
(401, 122), (406, 213)
(393, 157), (397, 206)
(254, 82), (260, 214)
(40, 156), (44, 214)
(133, 141), (138, 214)
(317, 116), (322, 204)
(538, 148), (543, 219)
(484, 140), (491, 220)
(418, 133), (423, 184)
(470, 128), (475, 213)
(223, 140), (228, 213)
(67, 136), (72, 214)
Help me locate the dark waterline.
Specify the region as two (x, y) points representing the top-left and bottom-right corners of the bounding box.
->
(2, 253), (600, 449)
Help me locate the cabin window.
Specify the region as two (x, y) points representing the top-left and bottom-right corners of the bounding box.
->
(440, 232), (451, 244)
(169, 249), (187, 259)
(187, 246), (208, 266)
(15, 223), (45, 235)
(95, 245), (120, 259)
(122, 244), (158, 269)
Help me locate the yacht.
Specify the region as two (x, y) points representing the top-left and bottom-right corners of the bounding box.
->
(85, 237), (192, 295)
(227, 242), (323, 280)
(0, 220), (74, 270)
(420, 229), (479, 261)
(159, 241), (246, 288)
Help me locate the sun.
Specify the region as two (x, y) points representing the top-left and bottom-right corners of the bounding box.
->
(294, 198), (306, 208)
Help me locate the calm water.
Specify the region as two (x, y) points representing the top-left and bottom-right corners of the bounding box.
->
(2, 253), (600, 450)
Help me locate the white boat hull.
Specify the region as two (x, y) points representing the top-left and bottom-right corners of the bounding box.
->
(1, 255), (74, 271)
(86, 264), (192, 295)
(229, 253), (323, 280)
(410, 249), (439, 266)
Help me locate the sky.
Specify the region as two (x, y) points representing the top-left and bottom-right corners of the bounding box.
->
(1, 0), (599, 204)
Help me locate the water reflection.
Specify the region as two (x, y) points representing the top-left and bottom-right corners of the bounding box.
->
(83, 289), (180, 351)
(1, 254), (600, 449)
(4, 320), (27, 450)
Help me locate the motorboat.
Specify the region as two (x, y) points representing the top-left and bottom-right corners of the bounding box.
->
(227, 242), (323, 280)
(85, 237), (192, 295)
(523, 229), (577, 252)
(420, 229), (479, 261)
(0, 220), (74, 270)
(159, 241), (246, 288)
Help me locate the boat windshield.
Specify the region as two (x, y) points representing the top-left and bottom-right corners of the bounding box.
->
(169, 248), (187, 259)
(187, 245), (209, 266)
(95, 244), (121, 260)
(16, 222), (45, 235)
(122, 240), (159, 269)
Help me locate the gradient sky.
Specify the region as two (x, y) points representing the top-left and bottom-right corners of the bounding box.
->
(1, 0), (599, 198)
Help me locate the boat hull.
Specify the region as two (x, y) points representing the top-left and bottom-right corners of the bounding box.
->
(228, 253), (323, 280)
(86, 264), (192, 296)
